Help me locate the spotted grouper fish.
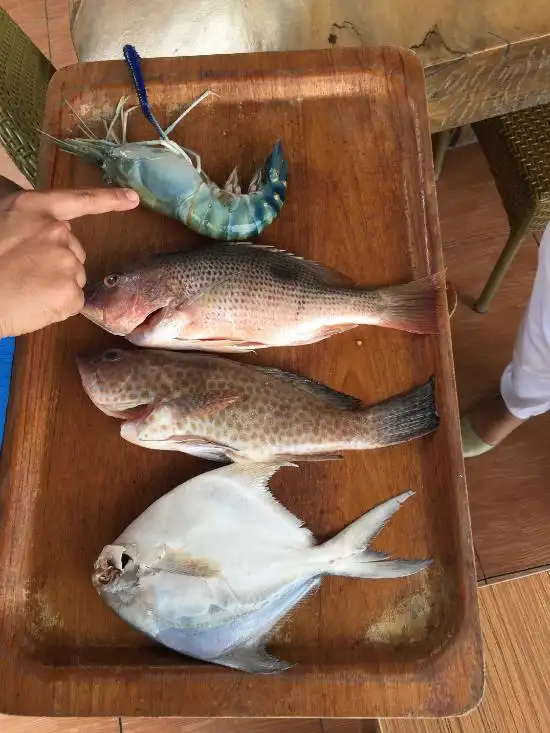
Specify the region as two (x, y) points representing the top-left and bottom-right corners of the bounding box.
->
(77, 348), (439, 463)
(92, 462), (431, 673)
(81, 243), (446, 352)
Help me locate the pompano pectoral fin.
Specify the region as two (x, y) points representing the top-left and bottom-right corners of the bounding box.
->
(212, 643), (294, 674)
(155, 546), (220, 577)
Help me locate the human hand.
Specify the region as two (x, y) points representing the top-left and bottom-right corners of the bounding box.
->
(0, 187), (139, 338)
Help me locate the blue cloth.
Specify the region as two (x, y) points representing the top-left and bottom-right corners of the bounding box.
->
(0, 337), (15, 447)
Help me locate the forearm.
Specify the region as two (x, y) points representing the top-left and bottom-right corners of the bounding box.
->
(0, 175), (23, 202)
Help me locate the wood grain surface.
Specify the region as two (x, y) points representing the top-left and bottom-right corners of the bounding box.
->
(323, 2), (550, 132)
(0, 48), (481, 716)
(122, 720), (381, 733)
(4, 0), (550, 138)
(63, 0), (550, 131)
(381, 571), (550, 732)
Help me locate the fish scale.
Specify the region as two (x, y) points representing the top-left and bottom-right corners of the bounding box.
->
(81, 243), (446, 352)
(92, 462), (431, 673)
(77, 348), (440, 463)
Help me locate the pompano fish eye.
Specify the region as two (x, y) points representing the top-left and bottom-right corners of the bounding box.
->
(104, 274), (120, 287)
(102, 349), (124, 362)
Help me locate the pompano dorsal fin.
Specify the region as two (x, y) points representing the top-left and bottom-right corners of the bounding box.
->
(212, 462), (307, 533)
(225, 242), (357, 288)
(213, 643), (293, 674)
(254, 365), (363, 411)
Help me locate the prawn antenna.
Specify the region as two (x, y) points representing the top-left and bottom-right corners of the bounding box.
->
(123, 44), (167, 140)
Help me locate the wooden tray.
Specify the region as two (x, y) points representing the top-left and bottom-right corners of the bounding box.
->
(0, 47), (483, 717)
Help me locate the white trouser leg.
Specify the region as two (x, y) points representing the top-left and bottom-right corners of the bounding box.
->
(501, 221), (550, 419)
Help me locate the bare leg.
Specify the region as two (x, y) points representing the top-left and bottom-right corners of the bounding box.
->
(461, 222), (550, 457)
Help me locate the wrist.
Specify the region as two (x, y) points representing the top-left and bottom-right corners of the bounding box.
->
(0, 177), (23, 212)
(0, 309), (14, 340)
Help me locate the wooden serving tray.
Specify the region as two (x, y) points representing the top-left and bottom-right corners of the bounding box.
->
(0, 47), (483, 717)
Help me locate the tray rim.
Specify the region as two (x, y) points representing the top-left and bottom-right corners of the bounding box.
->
(0, 45), (484, 717)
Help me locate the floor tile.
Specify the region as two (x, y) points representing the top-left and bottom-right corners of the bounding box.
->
(0, 717), (119, 733)
(380, 570), (550, 732)
(122, 720), (322, 732)
(45, 0), (76, 68)
(0, 0), (49, 58)
(437, 144), (550, 580)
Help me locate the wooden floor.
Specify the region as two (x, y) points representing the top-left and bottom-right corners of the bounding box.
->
(438, 146), (550, 583)
(1, 0), (550, 730)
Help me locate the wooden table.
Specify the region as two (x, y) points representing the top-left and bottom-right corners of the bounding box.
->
(322, 0), (550, 132)
(65, 0), (550, 133)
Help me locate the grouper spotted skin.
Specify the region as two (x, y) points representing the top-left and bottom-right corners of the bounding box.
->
(77, 348), (439, 463)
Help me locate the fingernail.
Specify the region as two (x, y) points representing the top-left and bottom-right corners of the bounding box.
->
(123, 189), (140, 202)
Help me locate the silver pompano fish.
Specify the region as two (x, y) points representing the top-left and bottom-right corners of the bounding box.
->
(82, 243), (446, 352)
(77, 348), (439, 462)
(93, 463), (431, 673)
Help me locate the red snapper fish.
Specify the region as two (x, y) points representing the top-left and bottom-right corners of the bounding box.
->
(81, 243), (446, 352)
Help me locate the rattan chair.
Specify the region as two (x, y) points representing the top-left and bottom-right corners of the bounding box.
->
(0, 8), (54, 186)
(471, 105), (550, 313)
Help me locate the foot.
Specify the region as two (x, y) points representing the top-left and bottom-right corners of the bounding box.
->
(446, 280), (458, 318)
(460, 392), (526, 458)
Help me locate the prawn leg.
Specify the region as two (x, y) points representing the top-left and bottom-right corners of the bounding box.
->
(224, 167), (241, 194)
(105, 96), (129, 142)
(163, 89), (218, 136)
(248, 168), (263, 193)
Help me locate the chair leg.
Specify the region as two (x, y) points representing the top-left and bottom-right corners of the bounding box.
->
(432, 129), (454, 181)
(474, 218), (532, 313)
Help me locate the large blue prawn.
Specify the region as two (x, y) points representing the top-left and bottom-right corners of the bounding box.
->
(44, 46), (288, 241)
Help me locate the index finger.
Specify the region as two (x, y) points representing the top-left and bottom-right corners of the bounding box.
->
(14, 188), (140, 220)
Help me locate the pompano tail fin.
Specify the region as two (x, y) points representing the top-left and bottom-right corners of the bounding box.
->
(361, 377), (439, 448)
(318, 490), (431, 580)
(374, 271), (447, 334)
